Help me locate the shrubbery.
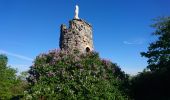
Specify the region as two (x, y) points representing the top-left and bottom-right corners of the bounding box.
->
(24, 50), (129, 100)
(0, 54), (27, 99)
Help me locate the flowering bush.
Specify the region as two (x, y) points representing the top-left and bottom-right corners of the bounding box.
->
(24, 49), (129, 99)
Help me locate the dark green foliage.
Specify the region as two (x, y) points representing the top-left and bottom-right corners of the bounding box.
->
(130, 17), (170, 100)
(0, 54), (8, 70)
(0, 54), (28, 99)
(25, 50), (129, 100)
(141, 16), (170, 71)
(130, 69), (170, 100)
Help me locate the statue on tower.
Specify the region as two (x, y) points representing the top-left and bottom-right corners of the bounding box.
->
(74, 5), (79, 19)
(59, 4), (94, 53)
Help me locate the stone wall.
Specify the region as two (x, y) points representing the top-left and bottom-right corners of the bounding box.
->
(59, 19), (94, 53)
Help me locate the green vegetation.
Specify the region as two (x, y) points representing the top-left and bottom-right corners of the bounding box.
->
(0, 16), (169, 100)
(130, 16), (170, 100)
(0, 54), (27, 99)
(24, 50), (129, 99)
(141, 16), (170, 71)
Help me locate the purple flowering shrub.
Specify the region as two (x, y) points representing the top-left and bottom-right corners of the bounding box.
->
(24, 49), (129, 99)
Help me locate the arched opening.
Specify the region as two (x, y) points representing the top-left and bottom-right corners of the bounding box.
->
(86, 47), (90, 53)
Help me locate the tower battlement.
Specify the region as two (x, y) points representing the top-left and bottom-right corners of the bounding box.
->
(59, 19), (94, 53)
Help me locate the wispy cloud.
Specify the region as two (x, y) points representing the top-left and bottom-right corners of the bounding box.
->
(123, 41), (136, 45)
(10, 64), (31, 67)
(123, 38), (145, 45)
(0, 50), (33, 61)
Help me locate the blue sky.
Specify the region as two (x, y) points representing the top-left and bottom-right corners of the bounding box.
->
(0, 0), (170, 74)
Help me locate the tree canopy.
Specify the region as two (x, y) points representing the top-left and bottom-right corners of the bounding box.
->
(130, 16), (170, 100)
(141, 17), (170, 71)
(0, 54), (27, 99)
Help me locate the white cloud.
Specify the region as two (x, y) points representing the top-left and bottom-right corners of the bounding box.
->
(0, 49), (33, 61)
(123, 41), (135, 45)
(123, 38), (145, 45)
(10, 64), (31, 67)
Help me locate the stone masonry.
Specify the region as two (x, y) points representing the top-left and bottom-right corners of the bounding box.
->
(59, 19), (94, 53)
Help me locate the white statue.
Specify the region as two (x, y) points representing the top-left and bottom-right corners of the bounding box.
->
(74, 5), (79, 19)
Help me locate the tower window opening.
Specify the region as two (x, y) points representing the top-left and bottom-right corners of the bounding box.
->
(86, 47), (90, 52)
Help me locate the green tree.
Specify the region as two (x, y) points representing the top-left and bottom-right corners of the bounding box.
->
(0, 54), (8, 69)
(24, 50), (130, 100)
(0, 54), (27, 99)
(141, 16), (170, 71)
(130, 17), (170, 100)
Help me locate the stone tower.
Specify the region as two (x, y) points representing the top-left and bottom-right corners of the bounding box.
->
(59, 19), (94, 53)
(59, 5), (94, 53)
